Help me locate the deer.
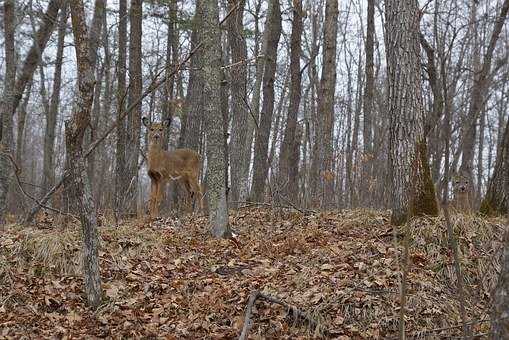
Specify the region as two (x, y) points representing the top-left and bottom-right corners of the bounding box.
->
(450, 172), (473, 213)
(142, 117), (203, 218)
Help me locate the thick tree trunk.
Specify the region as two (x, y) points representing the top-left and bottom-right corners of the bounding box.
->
(227, 0), (248, 208)
(42, 5), (68, 194)
(125, 0), (143, 215)
(16, 82), (32, 168)
(115, 0), (128, 215)
(278, 0), (303, 204)
(312, 0), (338, 209)
(385, 0), (438, 225)
(202, 0), (231, 238)
(68, 0), (101, 308)
(250, 0), (282, 203)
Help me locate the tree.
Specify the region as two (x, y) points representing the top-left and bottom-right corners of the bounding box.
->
(490, 120), (509, 337)
(361, 0), (375, 206)
(385, 0), (438, 225)
(202, 0), (231, 238)
(250, 0), (282, 202)
(115, 0), (128, 216)
(310, 0), (338, 209)
(0, 0), (16, 226)
(278, 0), (303, 205)
(481, 119), (509, 215)
(458, 0), (509, 187)
(227, 0), (249, 208)
(125, 0), (143, 215)
(0, 0), (64, 223)
(68, 0), (102, 308)
(42, 4), (68, 194)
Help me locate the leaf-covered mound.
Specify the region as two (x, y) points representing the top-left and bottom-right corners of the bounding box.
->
(0, 209), (506, 339)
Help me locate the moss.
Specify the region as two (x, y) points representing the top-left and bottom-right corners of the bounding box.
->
(409, 140), (439, 218)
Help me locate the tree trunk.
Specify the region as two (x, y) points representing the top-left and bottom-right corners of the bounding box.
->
(313, 0), (338, 209)
(250, 0), (282, 202)
(227, 0), (248, 208)
(480, 119), (509, 216)
(181, 0), (204, 152)
(68, 0), (101, 308)
(202, 0), (231, 238)
(16, 82), (33, 168)
(361, 0), (375, 205)
(490, 127), (509, 337)
(42, 4), (68, 194)
(125, 0), (143, 215)
(385, 0), (438, 225)
(0, 0), (17, 225)
(278, 0), (303, 205)
(115, 0), (128, 215)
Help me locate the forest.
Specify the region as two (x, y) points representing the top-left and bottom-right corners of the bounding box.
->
(0, 0), (509, 338)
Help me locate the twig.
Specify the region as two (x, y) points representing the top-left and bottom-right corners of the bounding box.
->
(0, 151), (77, 220)
(238, 290), (327, 340)
(239, 291), (259, 340)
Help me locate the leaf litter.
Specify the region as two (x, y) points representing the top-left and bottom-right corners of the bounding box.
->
(0, 208), (506, 339)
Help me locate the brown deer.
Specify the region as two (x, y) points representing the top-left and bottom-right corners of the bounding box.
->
(451, 172), (473, 213)
(142, 117), (203, 217)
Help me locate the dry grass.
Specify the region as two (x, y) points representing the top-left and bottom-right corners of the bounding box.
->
(0, 208), (506, 338)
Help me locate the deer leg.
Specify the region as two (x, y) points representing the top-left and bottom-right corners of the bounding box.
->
(149, 178), (157, 217)
(189, 176), (203, 212)
(153, 180), (163, 217)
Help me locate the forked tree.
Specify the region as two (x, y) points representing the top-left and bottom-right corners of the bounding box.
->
(385, 0), (438, 225)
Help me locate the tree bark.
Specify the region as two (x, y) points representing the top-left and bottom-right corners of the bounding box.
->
(68, 0), (101, 308)
(181, 0), (205, 152)
(202, 0), (231, 238)
(311, 0), (338, 209)
(361, 0), (375, 205)
(125, 0), (143, 215)
(480, 119), (509, 216)
(115, 0), (128, 215)
(227, 0), (248, 208)
(385, 0), (438, 225)
(0, 0), (17, 225)
(490, 123), (509, 337)
(250, 0), (282, 202)
(278, 0), (303, 204)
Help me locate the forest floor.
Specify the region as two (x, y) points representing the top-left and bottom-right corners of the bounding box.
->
(0, 208), (506, 339)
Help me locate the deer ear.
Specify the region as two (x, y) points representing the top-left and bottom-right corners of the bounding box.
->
(142, 117), (150, 128)
(163, 117), (172, 128)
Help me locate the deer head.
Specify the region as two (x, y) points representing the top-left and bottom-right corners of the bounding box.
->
(452, 173), (470, 195)
(142, 117), (171, 147)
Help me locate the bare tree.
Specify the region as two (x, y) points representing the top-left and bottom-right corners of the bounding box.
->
(250, 0), (282, 202)
(310, 0), (338, 209)
(227, 0), (249, 208)
(67, 0), (101, 308)
(125, 0), (143, 215)
(278, 0), (303, 204)
(202, 0), (231, 238)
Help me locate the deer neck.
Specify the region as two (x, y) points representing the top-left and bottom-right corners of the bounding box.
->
(148, 143), (165, 163)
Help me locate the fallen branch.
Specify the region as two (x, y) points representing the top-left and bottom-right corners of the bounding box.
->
(238, 290), (327, 340)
